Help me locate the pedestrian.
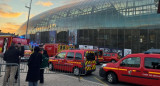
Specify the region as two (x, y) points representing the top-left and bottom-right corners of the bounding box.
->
(26, 46), (42, 86)
(15, 43), (24, 83)
(3, 43), (20, 86)
(40, 49), (49, 83)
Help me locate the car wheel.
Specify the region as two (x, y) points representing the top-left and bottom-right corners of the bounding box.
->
(73, 67), (79, 76)
(107, 72), (117, 84)
(111, 59), (116, 63)
(87, 72), (92, 75)
(49, 63), (54, 71)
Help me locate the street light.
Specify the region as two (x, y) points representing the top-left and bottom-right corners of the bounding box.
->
(25, 0), (32, 39)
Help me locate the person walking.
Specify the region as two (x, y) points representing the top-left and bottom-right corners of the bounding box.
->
(26, 46), (42, 86)
(15, 43), (24, 83)
(40, 50), (49, 83)
(3, 43), (20, 86)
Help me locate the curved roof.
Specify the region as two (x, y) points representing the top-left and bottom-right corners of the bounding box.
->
(30, 0), (156, 21)
(17, 0), (158, 35)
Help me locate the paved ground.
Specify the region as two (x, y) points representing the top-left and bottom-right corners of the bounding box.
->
(0, 72), (104, 86)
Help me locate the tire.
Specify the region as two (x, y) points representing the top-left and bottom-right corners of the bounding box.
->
(111, 59), (116, 63)
(106, 72), (117, 84)
(73, 67), (79, 76)
(49, 63), (54, 71)
(87, 72), (92, 75)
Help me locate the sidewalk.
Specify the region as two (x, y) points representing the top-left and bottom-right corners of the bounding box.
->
(0, 72), (104, 86)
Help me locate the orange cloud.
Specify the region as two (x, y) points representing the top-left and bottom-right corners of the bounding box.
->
(36, 1), (53, 7)
(0, 10), (22, 18)
(0, 22), (21, 33)
(0, 3), (22, 18)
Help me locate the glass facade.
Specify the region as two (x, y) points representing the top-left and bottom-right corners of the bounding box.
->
(17, 0), (160, 53)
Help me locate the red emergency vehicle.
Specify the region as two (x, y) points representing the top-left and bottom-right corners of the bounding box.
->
(0, 35), (31, 61)
(48, 49), (96, 75)
(87, 49), (103, 64)
(103, 53), (120, 62)
(99, 53), (160, 86)
(43, 43), (75, 57)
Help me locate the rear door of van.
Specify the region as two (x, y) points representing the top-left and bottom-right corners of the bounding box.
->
(85, 51), (96, 72)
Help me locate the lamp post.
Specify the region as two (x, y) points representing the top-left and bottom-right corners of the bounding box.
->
(25, 0), (32, 39)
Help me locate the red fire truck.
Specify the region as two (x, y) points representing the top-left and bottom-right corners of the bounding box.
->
(43, 43), (75, 57)
(0, 35), (31, 61)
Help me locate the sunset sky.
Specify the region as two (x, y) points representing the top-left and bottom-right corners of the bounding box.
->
(0, 0), (82, 34)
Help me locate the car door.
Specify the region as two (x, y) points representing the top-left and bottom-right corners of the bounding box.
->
(142, 57), (160, 85)
(118, 56), (143, 84)
(56, 52), (66, 71)
(65, 52), (75, 72)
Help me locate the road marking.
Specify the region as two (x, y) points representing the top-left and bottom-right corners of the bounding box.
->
(94, 76), (108, 86)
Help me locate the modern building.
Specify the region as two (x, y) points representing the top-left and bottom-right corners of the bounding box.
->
(17, 0), (160, 53)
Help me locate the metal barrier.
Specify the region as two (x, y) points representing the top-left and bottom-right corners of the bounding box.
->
(0, 57), (82, 82)
(0, 63), (20, 86)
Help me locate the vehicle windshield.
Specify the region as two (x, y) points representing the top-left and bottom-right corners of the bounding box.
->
(24, 45), (30, 50)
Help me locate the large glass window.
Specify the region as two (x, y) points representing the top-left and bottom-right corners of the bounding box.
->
(118, 29), (124, 49)
(120, 57), (140, 68)
(145, 57), (160, 69)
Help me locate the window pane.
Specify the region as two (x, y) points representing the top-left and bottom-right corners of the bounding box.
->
(67, 52), (74, 59)
(57, 52), (66, 59)
(107, 54), (111, 56)
(145, 57), (160, 69)
(103, 53), (107, 56)
(121, 57), (140, 68)
(75, 53), (82, 60)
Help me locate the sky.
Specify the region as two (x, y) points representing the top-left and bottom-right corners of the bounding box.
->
(0, 0), (82, 34)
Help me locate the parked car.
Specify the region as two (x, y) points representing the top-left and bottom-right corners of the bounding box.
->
(103, 53), (120, 62)
(48, 49), (96, 75)
(99, 53), (160, 86)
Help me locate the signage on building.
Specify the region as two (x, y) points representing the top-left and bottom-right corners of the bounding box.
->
(124, 49), (132, 56)
(79, 45), (93, 49)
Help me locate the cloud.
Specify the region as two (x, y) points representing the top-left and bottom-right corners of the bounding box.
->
(0, 3), (22, 18)
(0, 10), (22, 18)
(0, 3), (12, 11)
(36, 1), (53, 7)
(0, 22), (21, 33)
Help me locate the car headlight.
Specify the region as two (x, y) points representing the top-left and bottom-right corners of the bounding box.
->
(101, 64), (107, 67)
